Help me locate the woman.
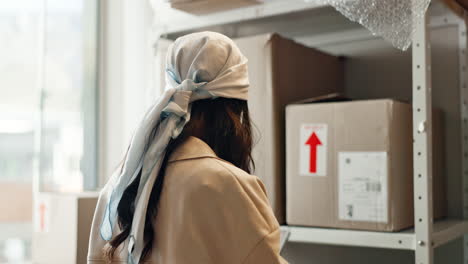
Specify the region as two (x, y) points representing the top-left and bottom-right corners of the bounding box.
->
(87, 31), (287, 264)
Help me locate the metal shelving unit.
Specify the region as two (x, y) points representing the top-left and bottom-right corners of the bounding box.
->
(155, 1), (468, 263)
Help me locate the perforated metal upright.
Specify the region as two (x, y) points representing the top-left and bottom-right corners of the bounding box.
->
(412, 11), (434, 264)
(413, 7), (468, 264)
(459, 12), (468, 264)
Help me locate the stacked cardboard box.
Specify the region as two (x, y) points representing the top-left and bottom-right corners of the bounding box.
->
(286, 98), (447, 231)
(32, 192), (98, 264)
(170, 0), (261, 15)
(235, 34), (345, 223)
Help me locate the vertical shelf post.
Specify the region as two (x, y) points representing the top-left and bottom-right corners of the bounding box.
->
(412, 11), (434, 264)
(461, 13), (468, 264)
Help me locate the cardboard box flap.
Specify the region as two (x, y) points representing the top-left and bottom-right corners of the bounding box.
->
(170, 0), (262, 15)
(290, 93), (349, 105)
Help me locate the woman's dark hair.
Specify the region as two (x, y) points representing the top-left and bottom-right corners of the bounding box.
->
(105, 97), (254, 261)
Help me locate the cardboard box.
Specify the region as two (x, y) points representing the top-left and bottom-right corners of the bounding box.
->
(32, 192), (98, 264)
(286, 99), (446, 231)
(0, 182), (32, 222)
(235, 34), (345, 223)
(170, 0), (262, 15)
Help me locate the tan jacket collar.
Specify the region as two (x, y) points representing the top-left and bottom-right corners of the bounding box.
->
(168, 136), (217, 163)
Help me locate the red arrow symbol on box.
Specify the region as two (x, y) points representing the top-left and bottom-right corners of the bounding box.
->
(39, 203), (46, 232)
(306, 132), (322, 173)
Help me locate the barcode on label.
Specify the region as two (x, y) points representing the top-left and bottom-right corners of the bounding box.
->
(365, 182), (382, 193)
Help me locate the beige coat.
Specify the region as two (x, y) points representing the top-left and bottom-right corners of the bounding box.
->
(88, 137), (287, 263)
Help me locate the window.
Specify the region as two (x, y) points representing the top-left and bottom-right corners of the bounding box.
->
(39, 0), (99, 192)
(0, 0), (99, 262)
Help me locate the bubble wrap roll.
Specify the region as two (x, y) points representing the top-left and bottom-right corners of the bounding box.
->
(323, 0), (431, 50)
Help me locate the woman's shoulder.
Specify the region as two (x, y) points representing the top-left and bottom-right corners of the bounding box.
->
(167, 156), (278, 230)
(168, 156), (267, 199)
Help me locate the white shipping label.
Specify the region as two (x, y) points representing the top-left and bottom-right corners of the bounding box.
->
(299, 124), (327, 176)
(338, 152), (388, 223)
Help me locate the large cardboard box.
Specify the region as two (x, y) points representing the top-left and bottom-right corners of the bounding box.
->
(32, 192), (98, 264)
(235, 34), (344, 223)
(170, 0), (261, 15)
(286, 99), (446, 231)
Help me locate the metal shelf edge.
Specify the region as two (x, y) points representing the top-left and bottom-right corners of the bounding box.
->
(432, 220), (468, 248)
(282, 220), (468, 251)
(283, 226), (416, 251)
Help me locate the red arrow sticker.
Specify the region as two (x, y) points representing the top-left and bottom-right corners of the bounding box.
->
(39, 203), (46, 232)
(306, 132), (322, 173)
(35, 195), (50, 233)
(300, 124), (327, 176)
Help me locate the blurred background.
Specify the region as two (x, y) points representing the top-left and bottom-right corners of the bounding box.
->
(1, 0), (156, 261)
(1, 0), (99, 262)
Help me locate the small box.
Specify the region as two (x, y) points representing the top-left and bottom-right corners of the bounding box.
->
(170, 0), (262, 15)
(234, 34), (345, 223)
(32, 192), (98, 264)
(0, 182), (32, 222)
(286, 99), (446, 231)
